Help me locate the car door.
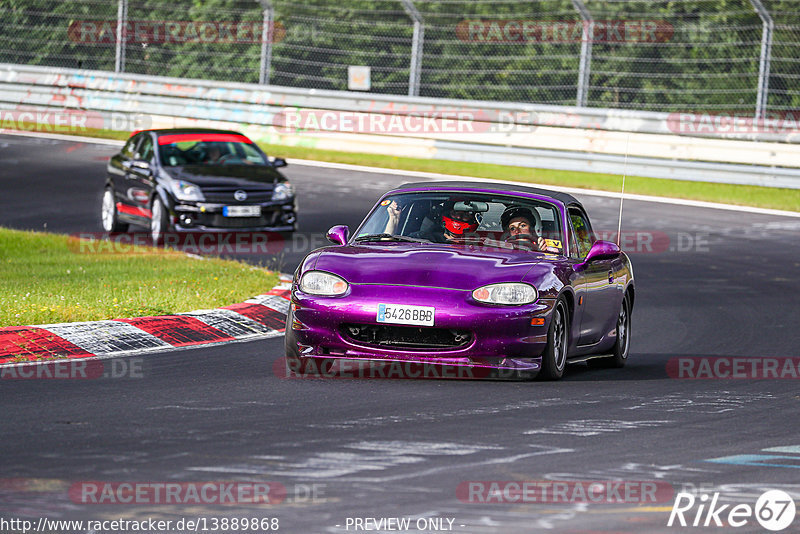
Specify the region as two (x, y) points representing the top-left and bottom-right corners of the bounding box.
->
(122, 133), (157, 221)
(108, 134), (141, 219)
(569, 206), (617, 346)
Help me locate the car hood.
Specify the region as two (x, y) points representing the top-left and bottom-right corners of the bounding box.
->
(164, 164), (284, 187)
(309, 243), (549, 291)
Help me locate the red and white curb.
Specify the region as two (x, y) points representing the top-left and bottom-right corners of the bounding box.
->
(0, 275), (292, 366)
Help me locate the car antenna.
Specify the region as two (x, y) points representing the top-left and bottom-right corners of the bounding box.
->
(616, 133), (630, 246)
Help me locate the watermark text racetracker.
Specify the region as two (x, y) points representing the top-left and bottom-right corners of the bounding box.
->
(0, 109), (151, 133)
(71, 232), (286, 256)
(667, 111), (800, 136)
(67, 20), (321, 44)
(667, 357), (800, 380)
(69, 481), (287, 505)
(273, 108), (541, 135)
(69, 230), (711, 257)
(456, 20), (674, 43)
(0, 477), (325, 506)
(458, 480), (674, 504)
(1, 358), (143, 380)
(278, 357), (528, 380)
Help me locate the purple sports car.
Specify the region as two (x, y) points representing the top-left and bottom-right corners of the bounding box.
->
(285, 181), (634, 380)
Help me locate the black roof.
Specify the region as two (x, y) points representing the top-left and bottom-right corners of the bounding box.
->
(395, 180), (583, 208)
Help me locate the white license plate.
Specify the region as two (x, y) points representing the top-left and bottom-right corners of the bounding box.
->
(377, 303), (435, 326)
(223, 205), (261, 217)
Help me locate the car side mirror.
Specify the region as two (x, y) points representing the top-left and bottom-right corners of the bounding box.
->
(272, 158), (287, 168)
(581, 240), (621, 266)
(326, 225), (349, 245)
(132, 160), (151, 174)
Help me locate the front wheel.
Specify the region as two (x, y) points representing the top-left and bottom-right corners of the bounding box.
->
(538, 298), (569, 380)
(101, 187), (128, 233)
(284, 306), (333, 377)
(150, 196), (170, 244)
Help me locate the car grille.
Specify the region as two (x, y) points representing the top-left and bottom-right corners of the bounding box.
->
(201, 186), (273, 204)
(208, 212), (280, 228)
(340, 323), (472, 351)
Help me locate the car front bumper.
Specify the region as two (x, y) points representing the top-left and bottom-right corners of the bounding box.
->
(288, 283), (556, 375)
(171, 200), (297, 232)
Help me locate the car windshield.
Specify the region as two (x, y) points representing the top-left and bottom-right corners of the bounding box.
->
(355, 191), (564, 254)
(158, 136), (268, 167)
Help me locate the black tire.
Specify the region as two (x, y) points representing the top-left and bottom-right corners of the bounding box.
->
(284, 306), (333, 377)
(150, 196), (170, 245)
(588, 293), (631, 369)
(538, 298), (569, 380)
(101, 187), (128, 233)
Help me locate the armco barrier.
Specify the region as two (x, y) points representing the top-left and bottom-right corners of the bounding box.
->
(1, 63), (799, 189)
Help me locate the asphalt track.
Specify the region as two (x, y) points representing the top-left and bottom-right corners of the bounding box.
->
(2, 132), (800, 533)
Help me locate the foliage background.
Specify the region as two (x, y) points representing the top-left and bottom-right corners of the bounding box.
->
(1, 0), (799, 112)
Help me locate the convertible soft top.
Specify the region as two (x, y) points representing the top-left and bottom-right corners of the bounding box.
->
(394, 181), (584, 210)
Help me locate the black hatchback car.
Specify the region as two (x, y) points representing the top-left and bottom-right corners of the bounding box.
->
(101, 129), (297, 241)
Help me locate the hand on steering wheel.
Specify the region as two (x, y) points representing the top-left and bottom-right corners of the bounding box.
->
(505, 234), (537, 250)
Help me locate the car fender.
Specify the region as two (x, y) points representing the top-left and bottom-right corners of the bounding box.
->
(151, 184), (174, 214)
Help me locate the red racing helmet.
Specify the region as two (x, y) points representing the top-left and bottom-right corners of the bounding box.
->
(442, 215), (479, 235)
(441, 198), (479, 235)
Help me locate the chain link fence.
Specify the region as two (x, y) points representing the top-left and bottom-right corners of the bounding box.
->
(2, 0), (799, 114)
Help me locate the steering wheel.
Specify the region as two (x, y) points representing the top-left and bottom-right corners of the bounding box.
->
(216, 153), (235, 164)
(505, 234), (538, 250)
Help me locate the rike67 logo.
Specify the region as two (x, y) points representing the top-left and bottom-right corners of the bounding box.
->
(668, 490), (796, 531)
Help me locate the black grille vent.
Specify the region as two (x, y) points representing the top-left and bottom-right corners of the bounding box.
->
(341, 323), (472, 351)
(201, 186), (272, 204)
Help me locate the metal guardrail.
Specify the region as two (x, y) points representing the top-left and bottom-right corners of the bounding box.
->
(1, 63), (799, 189)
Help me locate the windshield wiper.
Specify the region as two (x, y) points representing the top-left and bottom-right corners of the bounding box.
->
(353, 233), (427, 243)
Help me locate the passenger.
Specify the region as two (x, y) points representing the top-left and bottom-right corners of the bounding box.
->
(385, 199), (480, 243)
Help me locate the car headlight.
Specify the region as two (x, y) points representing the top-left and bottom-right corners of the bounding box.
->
(169, 180), (204, 201)
(299, 271), (348, 296)
(472, 283), (537, 305)
(272, 182), (294, 201)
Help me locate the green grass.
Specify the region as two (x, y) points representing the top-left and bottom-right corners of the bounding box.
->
(0, 228), (279, 326)
(38, 126), (798, 212)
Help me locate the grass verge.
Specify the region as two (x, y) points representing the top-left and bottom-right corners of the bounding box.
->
(0, 227), (279, 326)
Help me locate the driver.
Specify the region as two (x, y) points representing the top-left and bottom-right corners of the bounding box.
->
(204, 144), (225, 163)
(385, 198), (480, 243)
(501, 206), (559, 253)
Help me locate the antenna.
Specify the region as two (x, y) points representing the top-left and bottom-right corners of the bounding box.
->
(616, 133), (630, 246)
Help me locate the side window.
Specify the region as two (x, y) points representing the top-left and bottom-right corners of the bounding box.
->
(120, 135), (140, 158)
(569, 208), (594, 259)
(136, 135), (154, 162)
